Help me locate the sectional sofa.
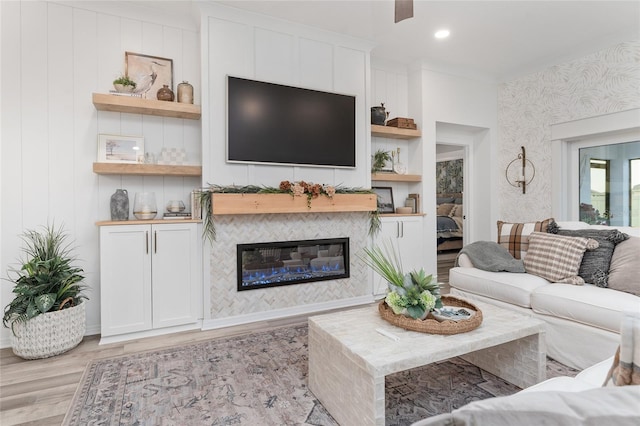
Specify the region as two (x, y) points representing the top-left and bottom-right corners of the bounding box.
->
(449, 221), (640, 370)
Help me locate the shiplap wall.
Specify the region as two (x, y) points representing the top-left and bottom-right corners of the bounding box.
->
(0, 1), (200, 347)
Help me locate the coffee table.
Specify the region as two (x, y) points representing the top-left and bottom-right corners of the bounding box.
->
(308, 300), (546, 426)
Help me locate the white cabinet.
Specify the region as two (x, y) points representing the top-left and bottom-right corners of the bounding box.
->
(99, 222), (201, 339)
(373, 216), (424, 295)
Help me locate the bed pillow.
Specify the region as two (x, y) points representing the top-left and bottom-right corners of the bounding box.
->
(523, 232), (598, 285)
(607, 237), (640, 296)
(436, 197), (455, 204)
(449, 204), (463, 218)
(436, 203), (455, 216)
(497, 218), (554, 260)
(554, 228), (629, 287)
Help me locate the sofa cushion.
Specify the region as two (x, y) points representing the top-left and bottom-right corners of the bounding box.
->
(608, 237), (640, 297)
(497, 218), (554, 259)
(524, 232), (597, 285)
(530, 283), (640, 333)
(554, 228), (629, 287)
(449, 267), (549, 308)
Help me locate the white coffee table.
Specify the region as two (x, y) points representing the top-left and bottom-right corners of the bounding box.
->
(308, 300), (546, 426)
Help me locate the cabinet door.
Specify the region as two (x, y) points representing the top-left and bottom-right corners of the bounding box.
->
(151, 223), (200, 329)
(100, 225), (152, 336)
(373, 217), (424, 295)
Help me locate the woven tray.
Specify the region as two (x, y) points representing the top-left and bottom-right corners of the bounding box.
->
(378, 295), (483, 335)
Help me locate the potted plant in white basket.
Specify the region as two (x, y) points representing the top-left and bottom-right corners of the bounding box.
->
(2, 224), (88, 359)
(362, 241), (442, 319)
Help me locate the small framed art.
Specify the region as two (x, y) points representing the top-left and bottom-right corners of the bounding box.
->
(372, 186), (395, 213)
(97, 134), (144, 164)
(125, 51), (173, 99)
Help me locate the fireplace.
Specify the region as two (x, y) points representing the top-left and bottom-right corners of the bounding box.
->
(237, 237), (349, 291)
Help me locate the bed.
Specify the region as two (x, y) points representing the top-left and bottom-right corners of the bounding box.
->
(436, 192), (463, 251)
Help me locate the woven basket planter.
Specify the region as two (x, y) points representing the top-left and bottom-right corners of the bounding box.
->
(10, 301), (86, 359)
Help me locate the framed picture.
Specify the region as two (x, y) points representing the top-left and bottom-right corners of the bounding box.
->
(372, 186), (394, 213)
(125, 51), (173, 99)
(97, 134), (144, 164)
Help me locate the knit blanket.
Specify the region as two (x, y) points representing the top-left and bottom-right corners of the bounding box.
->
(456, 241), (525, 273)
(605, 310), (640, 386)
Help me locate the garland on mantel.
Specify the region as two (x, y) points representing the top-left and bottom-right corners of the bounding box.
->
(198, 181), (380, 242)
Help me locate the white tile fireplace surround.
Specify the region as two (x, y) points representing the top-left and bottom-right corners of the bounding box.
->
(207, 212), (372, 325)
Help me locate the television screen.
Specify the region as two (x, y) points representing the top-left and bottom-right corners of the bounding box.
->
(227, 76), (356, 168)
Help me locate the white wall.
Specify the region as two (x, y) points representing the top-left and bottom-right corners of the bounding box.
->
(498, 40), (640, 222)
(0, 1), (200, 348)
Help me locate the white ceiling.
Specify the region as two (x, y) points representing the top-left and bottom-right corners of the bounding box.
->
(214, 0), (640, 81)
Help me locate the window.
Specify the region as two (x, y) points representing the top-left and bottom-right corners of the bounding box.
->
(578, 141), (640, 227)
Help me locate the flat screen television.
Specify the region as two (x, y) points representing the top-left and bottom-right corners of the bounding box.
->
(227, 76), (356, 168)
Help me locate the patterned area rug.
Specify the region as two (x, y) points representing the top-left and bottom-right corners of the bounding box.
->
(64, 324), (577, 426)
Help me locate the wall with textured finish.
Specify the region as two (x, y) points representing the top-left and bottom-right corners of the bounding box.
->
(498, 41), (640, 222)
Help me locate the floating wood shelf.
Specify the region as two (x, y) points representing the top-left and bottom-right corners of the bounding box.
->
(92, 93), (201, 120)
(371, 124), (421, 139)
(211, 193), (377, 215)
(379, 213), (426, 217)
(93, 162), (202, 177)
(371, 173), (421, 182)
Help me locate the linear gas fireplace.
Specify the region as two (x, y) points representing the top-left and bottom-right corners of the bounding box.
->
(237, 237), (349, 291)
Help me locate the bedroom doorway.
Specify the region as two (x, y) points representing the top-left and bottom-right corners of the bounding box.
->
(436, 143), (465, 284)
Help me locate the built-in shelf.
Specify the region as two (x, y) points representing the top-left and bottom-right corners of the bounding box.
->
(210, 193), (377, 215)
(92, 93), (201, 120)
(96, 219), (202, 226)
(371, 124), (421, 139)
(93, 162), (202, 177)
(380, 213), (426, 217)
(371, 173), (421, 182)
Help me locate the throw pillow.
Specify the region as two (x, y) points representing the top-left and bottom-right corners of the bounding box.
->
(523, 232), (598, 285)
(607, 237), (640, 297)
(436, 203), (455, 216)
(554, 229), (629, 287)
(497, 218), (554, 260)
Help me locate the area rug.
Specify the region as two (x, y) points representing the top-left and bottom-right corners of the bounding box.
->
(64, 324), (577, 426)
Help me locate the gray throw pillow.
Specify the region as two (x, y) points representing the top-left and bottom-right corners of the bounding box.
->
(555, 229), (629, 287)
(608, 237), (640, 297)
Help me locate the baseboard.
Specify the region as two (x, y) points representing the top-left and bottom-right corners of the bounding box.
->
(98, 321), (203, 345)
(201, 295), (375, 330)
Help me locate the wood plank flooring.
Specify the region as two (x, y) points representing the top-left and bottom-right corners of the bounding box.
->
(0, 305), (365, 426)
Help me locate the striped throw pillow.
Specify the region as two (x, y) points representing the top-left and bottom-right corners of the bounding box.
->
(497, 218), (554, 259)
(523, 232), (599, 285)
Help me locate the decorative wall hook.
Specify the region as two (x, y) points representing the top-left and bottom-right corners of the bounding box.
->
(505, 146), (535, 194)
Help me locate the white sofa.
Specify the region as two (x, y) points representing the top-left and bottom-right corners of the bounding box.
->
(450, 221), (640, 370)
(412, 356), (640, 426)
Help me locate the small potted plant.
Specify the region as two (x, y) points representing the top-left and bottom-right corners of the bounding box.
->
(2, 224), (88, 359)
(113, 75), (137, 93)
(372, 149), (392, 173)
(361, 241), (442, 319)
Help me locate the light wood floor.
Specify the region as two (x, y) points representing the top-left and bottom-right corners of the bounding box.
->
(0, 304), (369, 426)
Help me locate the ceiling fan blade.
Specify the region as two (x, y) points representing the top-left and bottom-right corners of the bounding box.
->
(395, 0), (414, 23)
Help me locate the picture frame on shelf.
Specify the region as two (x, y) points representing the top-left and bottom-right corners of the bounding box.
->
(125, 51), (173, 99)
(97, 134), (144, 164)
(372, 186), (394, 213)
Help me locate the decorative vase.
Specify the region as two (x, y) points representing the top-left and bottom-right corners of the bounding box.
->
(10, 301), (86, 359)
(156, 85), (174, 102)
(371, 103), (387, 125)
(110, 189), (129, 221)
(113, 83), (134, 93)
(133, 192), (158, 220)
(177, 81), (194, 104)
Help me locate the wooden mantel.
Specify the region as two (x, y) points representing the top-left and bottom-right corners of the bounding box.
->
(211, 193), (377, 215)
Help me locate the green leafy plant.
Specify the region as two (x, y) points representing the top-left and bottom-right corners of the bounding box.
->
(113, 75), (137, 88)
(2, 224), (88, 335)
(361, 241), (442, 319)
(372, 149), (392, 173)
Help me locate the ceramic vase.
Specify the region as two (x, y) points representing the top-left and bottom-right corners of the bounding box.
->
(110, 189), (129, 221)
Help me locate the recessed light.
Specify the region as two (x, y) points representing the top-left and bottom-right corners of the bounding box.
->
(435, 29), (450, 39)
